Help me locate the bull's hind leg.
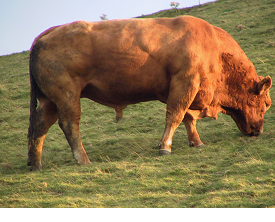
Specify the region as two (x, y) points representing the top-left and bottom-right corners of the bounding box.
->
(56, 95), (91, 165)
(28, 98), (58, 170)
(159, 74), (199, 155)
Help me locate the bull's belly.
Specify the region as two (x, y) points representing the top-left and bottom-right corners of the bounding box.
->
(80, 83), (160, 108)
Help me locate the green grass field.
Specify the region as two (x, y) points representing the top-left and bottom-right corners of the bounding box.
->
(1, 0), (275, 207)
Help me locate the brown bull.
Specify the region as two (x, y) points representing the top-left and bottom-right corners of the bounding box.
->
(28, 16), (272, 170)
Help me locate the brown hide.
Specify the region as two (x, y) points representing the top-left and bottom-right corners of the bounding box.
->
(28, 16), (272, 170)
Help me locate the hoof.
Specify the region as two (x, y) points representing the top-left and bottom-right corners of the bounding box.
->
(27, 159), (42, 171)
(77, 159), (92, 166)
(189, 142), (204, 148)
(29, 164), (43, 171)
(116, 116), (122, 123)
(159, 149), (171, 155)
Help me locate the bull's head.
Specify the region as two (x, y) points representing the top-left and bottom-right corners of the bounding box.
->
(222, 76), (272, 136)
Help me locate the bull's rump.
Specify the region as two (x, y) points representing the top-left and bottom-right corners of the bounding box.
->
(31, 16), (219, 107)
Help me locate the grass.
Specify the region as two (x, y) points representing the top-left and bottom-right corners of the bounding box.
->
(0, 0), (275, 207)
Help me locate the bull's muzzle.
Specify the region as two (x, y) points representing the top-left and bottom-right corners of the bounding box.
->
(249, 129), (262, 137)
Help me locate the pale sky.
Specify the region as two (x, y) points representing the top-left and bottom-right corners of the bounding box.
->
(0, 0), (215, 56)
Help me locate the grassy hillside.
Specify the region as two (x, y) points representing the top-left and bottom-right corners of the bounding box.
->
(0, 0), (275, 207)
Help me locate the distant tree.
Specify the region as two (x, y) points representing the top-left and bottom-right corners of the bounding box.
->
(170, 2), (180, 9)
(100, 14), (108, 20)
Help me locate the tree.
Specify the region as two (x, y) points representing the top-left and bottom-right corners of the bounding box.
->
(170, 2), (180, 9)
(100, 14), (108, 20)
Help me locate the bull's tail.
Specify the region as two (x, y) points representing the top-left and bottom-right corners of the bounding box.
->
(27, 72), (37, 147)
(27, 44), (40, 154)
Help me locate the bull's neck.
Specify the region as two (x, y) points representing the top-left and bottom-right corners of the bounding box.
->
(218, 52), (257, 111)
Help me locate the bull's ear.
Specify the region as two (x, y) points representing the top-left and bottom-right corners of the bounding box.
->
(257, 76), (272, 95)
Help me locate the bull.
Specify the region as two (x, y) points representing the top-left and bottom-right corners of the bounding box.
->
(28, 16), (272, 170)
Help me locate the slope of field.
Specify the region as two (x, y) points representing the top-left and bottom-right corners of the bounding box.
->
(0, 0), (274, 207)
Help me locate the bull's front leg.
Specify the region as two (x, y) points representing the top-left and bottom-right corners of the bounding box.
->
(159, 74), (200, 155)
(183, 112), (204, 147)
(158, 109), (185, 155)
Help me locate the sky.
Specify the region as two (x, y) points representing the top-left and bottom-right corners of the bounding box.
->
(0, 0), (215, 56)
